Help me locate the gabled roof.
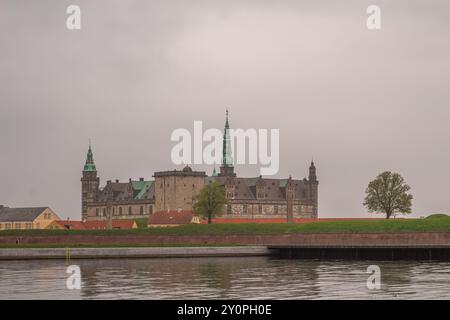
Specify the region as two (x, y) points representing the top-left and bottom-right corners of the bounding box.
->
(0, 207), (48, 222)
(133, 181), (153, 200)
(205, 176), (309, 201)
(97, 180), (154, 202)
(97, 183), (129, 202)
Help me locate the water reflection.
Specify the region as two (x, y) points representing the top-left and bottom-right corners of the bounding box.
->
(0, 257), (449, 299)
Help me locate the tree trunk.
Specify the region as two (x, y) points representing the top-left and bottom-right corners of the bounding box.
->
(208, 211), (212, 224)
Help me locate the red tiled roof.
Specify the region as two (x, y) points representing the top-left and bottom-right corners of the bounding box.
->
(148, 211), (195, 225)
(212, 218), (383, 224)
(83, 220), (136, 230)
(53, 220), (87, 230)
(53, 220), (136, 230)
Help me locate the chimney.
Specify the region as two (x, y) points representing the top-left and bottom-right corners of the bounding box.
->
(115, 179), (119, 183)
(140, 177), (144, 181)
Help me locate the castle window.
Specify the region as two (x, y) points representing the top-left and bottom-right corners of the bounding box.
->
(112, 207), (115, 215)
(243, 204), (248, 214)
(149, 206), (153, 214)
(96, 208), (99, 216)
(274, 205), (279, 214)
(119, 207), (122, 215)
(140, 206), (144, 215)
(128, 207), (132, 215)
(103, 208), (106, 216)
(258, 205), (262, 214)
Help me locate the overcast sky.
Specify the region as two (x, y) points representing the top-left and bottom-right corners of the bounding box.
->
(1, 0), (449, 219)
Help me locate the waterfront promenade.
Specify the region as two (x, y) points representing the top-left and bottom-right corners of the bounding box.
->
(0, 246), (270, 260)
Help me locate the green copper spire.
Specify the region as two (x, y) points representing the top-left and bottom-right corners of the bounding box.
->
(83, 142), (97, 172)
(212, 167), (218, 177)
(222, 109), (234, 167)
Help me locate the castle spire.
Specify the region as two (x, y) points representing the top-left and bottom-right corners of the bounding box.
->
(222, 109), (233, 167)
(225, 108), (229, 128)
(83, 142), (97, 172)
(219, 109), (236, 177)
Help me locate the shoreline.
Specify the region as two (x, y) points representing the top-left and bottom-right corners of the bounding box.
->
(0, 246), (270, 260)
(3, 231), (450, 260)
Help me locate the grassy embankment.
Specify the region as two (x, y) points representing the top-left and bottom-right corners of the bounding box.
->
(0, 214), (449, 237)
(0, 214), (449, 248)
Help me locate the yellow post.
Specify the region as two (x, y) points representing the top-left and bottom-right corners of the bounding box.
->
(66, 247), (71, 265)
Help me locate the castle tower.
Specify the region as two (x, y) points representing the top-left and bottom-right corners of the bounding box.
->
(81, 143), (99, 220)
(219, 109), (236, 177)
(153, 166), (206, 212)
(286, 176), (295, 223)
(308, 161), (319, 218)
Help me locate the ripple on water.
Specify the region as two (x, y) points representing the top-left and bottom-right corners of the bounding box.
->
(0, 258), (450, 299)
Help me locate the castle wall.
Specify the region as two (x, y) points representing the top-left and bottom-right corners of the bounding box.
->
(86, 201), (154, 221)
(222, 201), (314, 218)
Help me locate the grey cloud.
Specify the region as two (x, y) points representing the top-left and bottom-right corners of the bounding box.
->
(0, 0), (449, 218)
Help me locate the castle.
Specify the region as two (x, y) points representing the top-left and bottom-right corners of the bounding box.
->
(81, 113), (318, 221)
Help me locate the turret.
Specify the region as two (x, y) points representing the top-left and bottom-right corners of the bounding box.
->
(308, 160), (318, 218)
(309, 161), (317, 182)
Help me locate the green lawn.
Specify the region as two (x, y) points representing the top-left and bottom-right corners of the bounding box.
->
(134, 218), (148, 229)
(0, 214), (449, 237)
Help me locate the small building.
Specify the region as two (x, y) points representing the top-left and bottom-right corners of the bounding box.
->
(0, 206), (60, 230)
(148, 210), (201, 227)
(47, 220), (87, 230)
(47, 219), (137, 230)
